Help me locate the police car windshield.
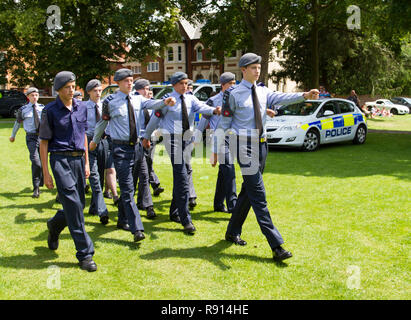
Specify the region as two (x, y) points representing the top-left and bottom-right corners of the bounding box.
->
(278, 101), (321, 116)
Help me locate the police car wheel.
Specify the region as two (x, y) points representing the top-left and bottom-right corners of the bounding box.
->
(353, 124), (367, 145)
(302, 129), (320, 152)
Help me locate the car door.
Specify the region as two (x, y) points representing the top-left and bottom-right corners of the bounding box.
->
(316, 101), (339, 143)
(336, 101), (356, 141)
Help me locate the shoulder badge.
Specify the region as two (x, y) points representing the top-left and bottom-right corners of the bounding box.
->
(102, 99), (111, 120)
(154, 110), (163, 118)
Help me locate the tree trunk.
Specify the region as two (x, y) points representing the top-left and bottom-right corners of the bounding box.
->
(310, 0), (320, 89)
(252, 34), (271, 86)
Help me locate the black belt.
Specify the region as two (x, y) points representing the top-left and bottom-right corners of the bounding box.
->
(112, 139), (140, 146)
(51, 151), (85, 157)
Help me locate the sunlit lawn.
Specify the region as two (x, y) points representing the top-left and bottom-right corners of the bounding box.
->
(0, 118), (410, 300)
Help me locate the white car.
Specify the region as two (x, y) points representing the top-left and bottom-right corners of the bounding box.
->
(365, 99), (409, 115)
(266, 98), (368, 151)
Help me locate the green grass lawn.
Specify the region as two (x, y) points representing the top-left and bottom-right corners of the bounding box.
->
(367, 114), (411, 131)
(0, 119), (410, 300)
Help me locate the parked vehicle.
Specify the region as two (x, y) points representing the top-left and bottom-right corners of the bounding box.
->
(0, 89), (29, 118)
(390, 97), (411, 113)
(365, 99), (409, 115)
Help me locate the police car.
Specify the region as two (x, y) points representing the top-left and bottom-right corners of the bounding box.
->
(266, 98), (367, 151)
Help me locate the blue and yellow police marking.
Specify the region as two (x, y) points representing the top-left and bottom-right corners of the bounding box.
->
(301, 113), (365, 131)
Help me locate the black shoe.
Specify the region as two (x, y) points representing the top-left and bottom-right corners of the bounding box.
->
(117, 222), (130, 231)
(273, 246), (293, 261)
(225, 233), (247, 246)
(47, 220), (59, 250)
(113, 195), (119, 206)
(100, 215), (109, 225)
(170, 215), (181, 223)
(85, 184), (90, 194)
(214, 206), (228, 213)
(183, 223), (196, 234)
(153, 186), (164, 196)
(104, 191), (113, 199)
(32, 187), (40, 198)
(189, 198), (197, 209)
(146, 206), (157, 220)
(79, 258), (97, 272)
(134, 231), (145, 242)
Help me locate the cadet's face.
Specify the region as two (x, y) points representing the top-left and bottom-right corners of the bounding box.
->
(118, 77), (134, 94)
(221, 80), (236, 92)
(174, 79), (188, 95)
(88, 86), (102, 102)
(242, 64), (261, 83)
(137, 86), (151, 98)
(58, 81), (76, 101)
(28, 92), (39, 104)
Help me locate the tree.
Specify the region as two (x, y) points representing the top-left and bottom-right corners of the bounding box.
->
(174, 0), (298, 85)
(0, 0), (179, 89)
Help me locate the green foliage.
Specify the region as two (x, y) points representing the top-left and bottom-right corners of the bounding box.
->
(0, 0), (179, 89)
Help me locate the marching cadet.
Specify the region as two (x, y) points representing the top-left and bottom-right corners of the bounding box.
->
(89, 69), (175, 242)
(39, 71), (97, 272)
(211, 53), (319, 261)
(142, 71), (221, 234)
(196, 72), (237, 213)
(132, 78), (157, 219)
(9, 87), (44, 198)
(84, 79), (109, 225)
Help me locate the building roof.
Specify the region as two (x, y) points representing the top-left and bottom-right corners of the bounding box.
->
(179, 17), (204, 40)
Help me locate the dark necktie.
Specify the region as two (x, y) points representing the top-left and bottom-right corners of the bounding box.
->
(95, 103), (101, 122)
(251, 85), (263, 137)
(32, 104), (40, 133)
(180, 95), (190, 134)
(126, 95), (137, 144)
(143, 109), (150, 127)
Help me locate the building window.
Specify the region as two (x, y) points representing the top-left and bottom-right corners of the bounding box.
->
(178, 46), (182, 62)
(147, 62), (159, 72)
(231, 50), (237, 57)
(167, 47), (173, 62)
(196, 46), (203, 61)
(131, 66), (141, 74)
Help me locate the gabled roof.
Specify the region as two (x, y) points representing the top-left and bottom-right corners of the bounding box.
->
(179, 17), (204, 40)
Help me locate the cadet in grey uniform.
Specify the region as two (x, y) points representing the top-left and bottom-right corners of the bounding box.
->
(142, 71), (221, 234)
(84, 79), (109, 224)
(90, 69), (175, 242)
(196, 72), (237, 213)
(132, 78), (156, 219)
(9, 87), (44, 198)
(212, 53), (319, 261)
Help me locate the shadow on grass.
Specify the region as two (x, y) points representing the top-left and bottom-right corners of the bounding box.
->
(139, 240), (287, 270)
(0, 247), (78, 270)
(265, 133), (411, 181)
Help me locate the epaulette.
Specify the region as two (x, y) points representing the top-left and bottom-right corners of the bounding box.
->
(257, 82), (266, 87)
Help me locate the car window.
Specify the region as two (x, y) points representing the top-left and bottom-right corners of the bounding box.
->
(317, 102), (338, 118)
(376, 101), (383, 104)
(390, 98), (399, 104)
(337, 101), (354, 113)
(155, 86), (173, 99)
(195, 86), (213, 101)
(278, 101), (321, 116)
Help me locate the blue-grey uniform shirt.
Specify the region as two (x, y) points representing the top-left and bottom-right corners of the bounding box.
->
(85, 99), (102, 137)
(144, 90), (216, 140)
(92, 90), (166, 144)
(196, 91), (224, 132)
(11, 103), (45, 138)
(39, 96), (88, 152)
(213, 79), (305, 152)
